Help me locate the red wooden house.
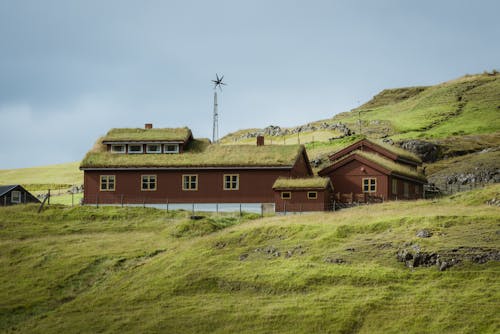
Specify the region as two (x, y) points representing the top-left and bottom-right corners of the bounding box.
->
(80, 125), (314, 208)
(272, 177), (333, 212)
(318, 138), (427, 202)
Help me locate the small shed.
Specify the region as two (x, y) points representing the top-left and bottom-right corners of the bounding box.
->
(0, 185), (40, 206)
(273, 177), (333, 212)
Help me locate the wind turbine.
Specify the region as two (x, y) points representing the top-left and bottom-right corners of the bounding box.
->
(212, 74), (226, 143)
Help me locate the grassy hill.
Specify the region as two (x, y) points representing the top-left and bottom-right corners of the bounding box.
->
(221, 71), (500, 179)
(0, 162), (83, 192)
(1, 185), (499, 333)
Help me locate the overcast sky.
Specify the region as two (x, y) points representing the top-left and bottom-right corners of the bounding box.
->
(1, 0), (499, 169)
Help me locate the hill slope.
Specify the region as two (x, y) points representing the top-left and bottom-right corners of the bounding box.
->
(0, 162), (83, 191)
(1, 185), (499, 333)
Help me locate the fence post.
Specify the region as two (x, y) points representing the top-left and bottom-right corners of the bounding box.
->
(284, 201), (287, 215)
(72, 192), (74, 207)
(261, 204), (264, 218)
(47, 189), (51, 205)
(333, 200), (335, 212)
(96, 194), (99, 208)
(166, 199), (169, 213)
(216, 203), (219, 215)
(192, 203), (195, 215)
(239, 203), (242, 217)
(143, 199), (146, 208)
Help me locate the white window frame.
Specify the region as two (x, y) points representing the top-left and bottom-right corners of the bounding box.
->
(100, 175), (116, 191)
(164, 144), (179, 154)
(11, 190), (21, 203)
(307, 191), (318, 200)
(146, 144), (162, 154)
(141, 175), (157, 191)
(281, 191), (291, 200)
(111, 145), (126, 154)
(182, 174), (198, 191)
(223, 174), (239, 190)
(362, 178), (377, 193)
(128, 144), (143, 154)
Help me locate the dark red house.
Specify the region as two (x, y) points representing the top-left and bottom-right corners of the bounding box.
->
(80, 125), (314, 207)
(318, 138), (427, 202)
(272, 177), (333, 212)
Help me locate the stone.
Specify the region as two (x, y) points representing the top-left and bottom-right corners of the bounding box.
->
(239, 253), (249, 261)
(416, 229), (433, 238)
(398, 139), (440, 162)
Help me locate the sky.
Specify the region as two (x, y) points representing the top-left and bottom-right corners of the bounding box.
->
(1, 0), (499, 169)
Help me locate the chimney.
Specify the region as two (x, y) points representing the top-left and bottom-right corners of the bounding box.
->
(257, 135), (265, 146)
(145, 123), (153, 129)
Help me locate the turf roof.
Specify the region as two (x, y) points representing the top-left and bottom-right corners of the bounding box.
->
(346, 151), (427, 182)
(80, 139), (305, 168)
(334, 138), (421, 164)
(102, 127), (192, 142)
(272, 177), (331, 190)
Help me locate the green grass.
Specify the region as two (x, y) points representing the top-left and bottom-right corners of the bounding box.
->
(81, 140), (305, 168)
(0, 162), (83, 189)
(273, 176), (330, 189)
(102, 127), (192, 142)
(1, 185), (499, 333)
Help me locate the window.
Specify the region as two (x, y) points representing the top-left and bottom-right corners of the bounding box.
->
(141, 175), (157, 191)
(223, 174), (239, 190)
(362, 178), (376, 193)
(183, 175), (198, 191)
(392, 179), (398, 195)
(11, 190), (21, 203)
(146, 144), (162, 153)
(307, 191), (318, 200)
(281, 191), (291, 199)
(111, 145), (125, 153)
(404, 182), (409, 198)
(128, 144), (143, 154)
(164, 144), (179, 154)
(100, 175), (115, 191)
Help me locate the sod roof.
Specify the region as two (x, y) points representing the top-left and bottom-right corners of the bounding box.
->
(272, 177), (331, 190)
(346, 151), (426, 182)
(333, 138), (421, 164)
(80, 139), (306, 168)
(102, 127), (192, 142)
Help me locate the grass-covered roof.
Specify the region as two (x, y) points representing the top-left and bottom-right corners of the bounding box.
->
(333, 137), (421, 164)
(80, 139), (305, 168)
(102, 127), (192, 142)
(352, 151), (427, 182)
(272, 177), (331, 190)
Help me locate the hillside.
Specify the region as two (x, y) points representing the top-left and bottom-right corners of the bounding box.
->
(221, 72), (500, 185)
(0, 162), (83, 191)
(1, 185), (499, 333)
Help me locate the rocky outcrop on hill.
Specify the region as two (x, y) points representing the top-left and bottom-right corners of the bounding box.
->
(236, 122), (354, 140)
(398, 139), (440, 162)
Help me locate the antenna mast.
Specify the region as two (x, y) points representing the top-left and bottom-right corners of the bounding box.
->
(211, 74), (226, 143)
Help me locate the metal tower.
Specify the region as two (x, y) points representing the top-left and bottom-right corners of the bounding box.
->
(212, 74), (226, 143)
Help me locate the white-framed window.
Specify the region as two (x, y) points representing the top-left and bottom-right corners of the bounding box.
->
(307, 191), (318, 200)
(392, 179), (398, 195)
(11, 190), (21, 203)
(223, 174), (239, 190)
(362, 178), (376, 193)
(182, 175), (198, 191)
(164, 144), (179, 154)
(141, 175), (157, 191)
(146, 144), (162, 154)
(281, 191), (291, 199)
(128, 144), (143, 154)
(100, 175), (116, 191)
(111, 145), (126, 153)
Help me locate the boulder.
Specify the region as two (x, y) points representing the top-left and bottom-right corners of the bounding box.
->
(398, 140), (440, 162)
(416, 229), (433, 238)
